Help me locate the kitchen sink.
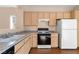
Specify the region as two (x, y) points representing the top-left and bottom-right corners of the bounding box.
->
(0, 38), (12, 42)
(0, 34), (25, 42)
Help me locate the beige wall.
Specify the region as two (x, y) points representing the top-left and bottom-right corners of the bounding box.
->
(0, 7), (23, 29)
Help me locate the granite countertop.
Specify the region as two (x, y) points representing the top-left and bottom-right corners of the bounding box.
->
(0, 32), (32, 54)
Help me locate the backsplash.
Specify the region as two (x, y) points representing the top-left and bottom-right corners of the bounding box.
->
(24, 26), (56, 31)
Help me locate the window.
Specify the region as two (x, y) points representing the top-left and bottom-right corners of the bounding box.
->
(10, 15), (16, 30)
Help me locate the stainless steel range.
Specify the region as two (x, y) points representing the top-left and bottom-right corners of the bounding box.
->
(37, 28), (51, 48)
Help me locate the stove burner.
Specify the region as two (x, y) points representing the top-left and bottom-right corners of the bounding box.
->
(38, 28), (50, 34)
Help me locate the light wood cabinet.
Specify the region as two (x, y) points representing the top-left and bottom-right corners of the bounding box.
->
(51, 33), (58, 48)
(57, 12), (64, 19)
(15, 35), (32, 54)
(32, 12), (38, 26)
(38, 12), (44, 19)
(15, 40), (25, 53)
(15, 44), (26, 54)
(32, 33), (37, 48)
(24, 11), (72, 26)
(63, 12), (71, 18)
(24, 12), (32, 26)
(43, 12), (49, 18)
(49, 12), (56, 26)
(24, 36), (32, 54)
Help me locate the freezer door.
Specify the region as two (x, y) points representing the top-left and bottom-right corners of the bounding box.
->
(61, 30), (77, 49)
(62, 20), (77, 29)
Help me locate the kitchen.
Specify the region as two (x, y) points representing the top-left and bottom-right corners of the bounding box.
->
(0, 5), (79, 54)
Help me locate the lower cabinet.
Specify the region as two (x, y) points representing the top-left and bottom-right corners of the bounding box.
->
(15, 35), (32, 54)
(32, 33), (37, 48)
(15, 40), (25, 53)
(15, 32), (58, 54)
(51, 33), (58, 48)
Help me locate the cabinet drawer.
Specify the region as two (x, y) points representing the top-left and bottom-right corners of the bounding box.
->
(15, 40), (25, 53)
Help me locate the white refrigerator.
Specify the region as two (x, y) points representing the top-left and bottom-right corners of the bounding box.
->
(57, 19), (77, 49)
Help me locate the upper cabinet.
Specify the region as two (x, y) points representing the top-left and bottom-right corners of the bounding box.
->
(49, 12), (56, 26)
(63, 12), (71, 18)
(57, 12), (64, 19)
(24, 12), (32, 26)
(43, 12), (50, 19)
(38, 12), (50, 19)
(38, 12), (44, 19)
(24, 11), (71, 26)
(73, 10), (79, 19)
(32, 12), (38, 26)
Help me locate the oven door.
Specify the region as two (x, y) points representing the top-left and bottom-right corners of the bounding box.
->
(38, 34), (51, 45)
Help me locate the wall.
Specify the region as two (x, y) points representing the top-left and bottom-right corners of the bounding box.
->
(0, 7), (23, 29)
(0, 7), (24, 34)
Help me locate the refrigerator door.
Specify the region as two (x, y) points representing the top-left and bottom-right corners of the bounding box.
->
(61, 19), (77, 30)
(60, 30), (77, 49)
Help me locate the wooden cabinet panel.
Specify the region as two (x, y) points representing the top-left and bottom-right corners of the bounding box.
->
(24, 12), (32, 26)
(51, 33), (58, 48)
(32, 33), (37, 47)
(43, 12), (49, 18)
(64, 12), (71, 18)
(57, 12), (63, 19)
(15, 44), (26, 54)
(24, 35), (32, 53)
(38, 12), (44, 19)
(49, 12), (56, 26)
(15, 35), (32, 54)
(32, 12), (38, 26)
(25, 38), (31, 54)
(74, 10), (79, 19)
(15, 40), (25, 53)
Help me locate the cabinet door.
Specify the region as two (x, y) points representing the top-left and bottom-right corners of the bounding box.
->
(64, 12), (71, 18)
(15, 40), (25, 53)
(24, 12), (32, 26)
(24, 35), (32, 53)
(49, 12), (56, 26)
(15, 44), (26, 54)
(51, 33), (58, 48)
(57, 12), (64, 19)
(32, 33), (37, 47)
(38, 12), (44, 19)
(32, 12), (38, 26)
(74, 10), (79, 19)
(43, 12), (49, 19)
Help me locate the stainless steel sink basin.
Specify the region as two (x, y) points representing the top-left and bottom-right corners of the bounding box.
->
(0, 34), (25, 42)
(0, 38), (14, 42)
(12, 34), (25, 38)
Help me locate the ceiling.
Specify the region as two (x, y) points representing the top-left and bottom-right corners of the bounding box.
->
(19, 5), (79, 12)
(0, 5), (79, 12)
(0, 5), (17, 7)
